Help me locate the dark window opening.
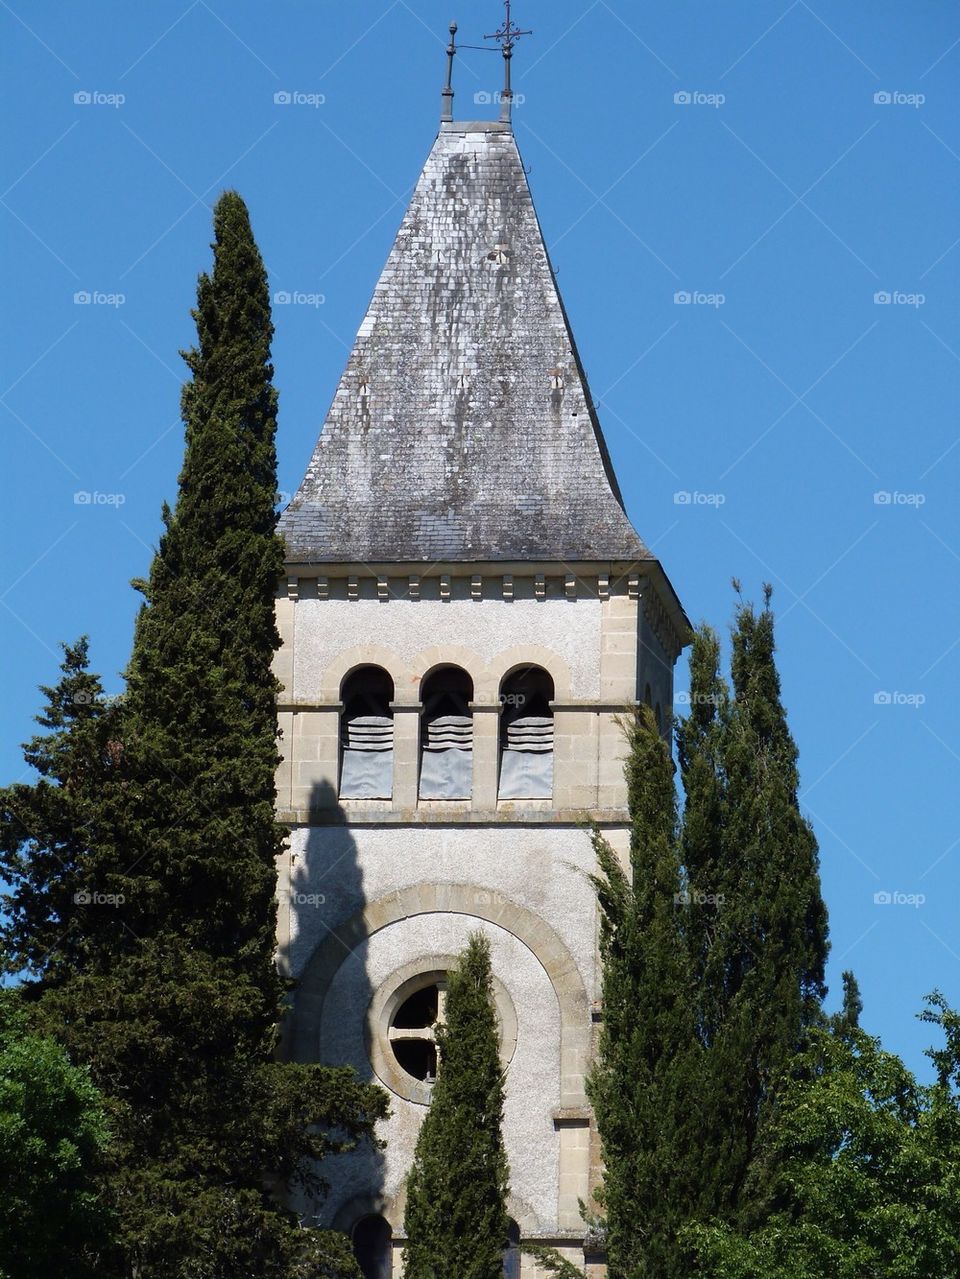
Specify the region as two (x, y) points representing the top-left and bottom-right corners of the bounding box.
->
(503, 1219), (521, 1279)
(340, 667), (394, 799)
(392, 1038), (439, 1082)
(498, 667), (554, 800)
(419, 667), (473, 799)
(353, 1214), (392, 1279)
(392, 984), (439, 1030)
(389, 981), (445, 1082)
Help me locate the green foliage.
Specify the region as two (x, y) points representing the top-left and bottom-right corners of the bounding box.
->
(828, 970), (863, 1035)
(587, 704), (701, 1279)
(117, 188), (288, 980)
(0, 988), (113, 1279)
(686, 995), (960, 1278)
(0, 637), (122, 983)
(521, 1244), (588, 1278)
(675, 592), (829, 1227)
(0, 193), (387, 1278)
(592, 589), (831, 1277)
(403, 933), (510, 1279)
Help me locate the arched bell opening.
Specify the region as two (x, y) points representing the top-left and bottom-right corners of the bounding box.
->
(339, 666), (394, 799)
(498, 666), (555, 801)
(419, 666), (474, 800)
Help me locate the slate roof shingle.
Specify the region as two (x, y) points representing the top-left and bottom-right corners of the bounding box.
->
(279, 121), (653, 565)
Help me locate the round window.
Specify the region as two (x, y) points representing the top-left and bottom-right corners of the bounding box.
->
(367, 958), (518, 1105)
(388, 980), (444, 1082)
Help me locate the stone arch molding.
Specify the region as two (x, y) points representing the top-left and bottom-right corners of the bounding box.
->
(291, 883), (590, 1108)
(320, 646), (406, 702)
(318, 644), (573, 704)
(490, 645), (572, 701)
(332, 1185), (540, 1238)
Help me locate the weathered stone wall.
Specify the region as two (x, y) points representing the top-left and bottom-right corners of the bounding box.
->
(275, 569), (681, 1267)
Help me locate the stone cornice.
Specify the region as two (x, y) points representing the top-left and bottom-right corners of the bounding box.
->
(276, 808), (630, 827)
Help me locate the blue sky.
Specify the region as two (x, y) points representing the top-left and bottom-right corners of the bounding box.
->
(2, 1), (958, 1077)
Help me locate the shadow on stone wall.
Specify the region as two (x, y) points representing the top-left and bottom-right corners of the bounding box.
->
(279, 779), (388, 1265)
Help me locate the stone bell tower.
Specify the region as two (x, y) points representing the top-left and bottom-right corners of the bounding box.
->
(274, 23), (689, 1276)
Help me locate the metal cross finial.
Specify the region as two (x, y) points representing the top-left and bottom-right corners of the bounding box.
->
(441, 21), (458, 123)
(484, 1), (532, 124)
(485, 0), (531, 53)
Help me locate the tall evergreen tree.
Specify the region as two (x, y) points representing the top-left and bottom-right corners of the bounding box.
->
(403, 933), (510, 1279)
(0, 638), (121, 983)
(676, 588), (829, 1229)
(830, 970), (864, 1035)
(675, 624), (729, 1044)
(587, 704), (700, 1279)
(591, 589), (831, 1276)
(1, 194), (387, 1278)
(117, 186), (288, 972)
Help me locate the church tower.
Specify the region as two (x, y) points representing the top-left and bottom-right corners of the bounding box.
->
(274, 20), (689, 1275)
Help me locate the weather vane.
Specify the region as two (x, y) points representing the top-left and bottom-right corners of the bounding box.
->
(440, 5), (532, 126)
(484, 1), (532, 123)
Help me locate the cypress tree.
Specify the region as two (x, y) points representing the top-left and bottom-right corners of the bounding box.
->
(587, 704), (700, 1279)
(1, 194), (387, 1277)
(117, 187), (288, 973)
(830, 971), (863, 1035)
(675, 624), (729, 1043)
(403, 933), (510, 1279)
(591, 591), (830, 1276)
(0, 638), (121, 984)
(676, 588), (829, 1229)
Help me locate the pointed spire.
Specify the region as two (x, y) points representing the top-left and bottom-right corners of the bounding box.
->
(484, 1), (532, 124)
(441, 22), (457, 123)
(280, 124), (650, 565)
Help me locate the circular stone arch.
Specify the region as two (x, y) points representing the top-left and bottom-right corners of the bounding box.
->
(490, 645), (573, 702)
(320, 646), (412, 703)
(414, 646), (486, 700)
(290, 884), (591, 1108)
